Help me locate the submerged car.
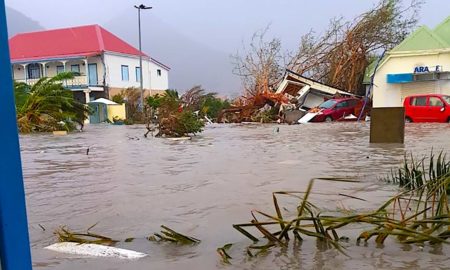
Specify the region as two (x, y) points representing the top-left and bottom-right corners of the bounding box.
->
(404, 94), (450, 123)
(311, 98), (362, 122)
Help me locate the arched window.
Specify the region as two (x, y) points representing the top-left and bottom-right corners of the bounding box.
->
(27, 63), (41, 79)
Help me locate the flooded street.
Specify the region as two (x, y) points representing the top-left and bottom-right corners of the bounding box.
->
(20, 123), (450, 270)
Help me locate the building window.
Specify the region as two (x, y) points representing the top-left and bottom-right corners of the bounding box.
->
(27, 63), (41, 79)
(71, 64), (80, 75)
(157, 69), (162, 76)
(56, 65), (65, 74)
(411, 97), (427, 106)
(135, 67), (141, 82)
(121, 65), (129, 81)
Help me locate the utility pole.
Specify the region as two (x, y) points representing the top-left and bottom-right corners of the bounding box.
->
(134, 4), (152, 111)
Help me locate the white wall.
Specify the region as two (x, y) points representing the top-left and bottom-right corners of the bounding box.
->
(104, 52), (169, 90)
(373, 52), (450, 107)
(149, 61), (169, 91)
(12, 64), (25, 80)
(303, 93), (326, 109)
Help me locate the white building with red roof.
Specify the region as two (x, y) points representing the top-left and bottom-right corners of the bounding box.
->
(9, 24), (170, 103)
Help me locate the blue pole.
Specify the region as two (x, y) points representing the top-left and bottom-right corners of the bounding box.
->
(0, 0), (33, 269)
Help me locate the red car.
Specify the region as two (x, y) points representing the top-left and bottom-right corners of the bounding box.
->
(311, 98), (362, 122)
(404, 94), (450, 123)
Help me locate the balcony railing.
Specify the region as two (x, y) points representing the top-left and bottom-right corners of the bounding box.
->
(15, 75), (98, 90)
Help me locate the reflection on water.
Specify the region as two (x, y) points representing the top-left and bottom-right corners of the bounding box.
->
(20, 122), (450, 269)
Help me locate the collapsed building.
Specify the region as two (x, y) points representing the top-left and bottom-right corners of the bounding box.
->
(218, 69), (361, 124)
(275, 70), (359, 123)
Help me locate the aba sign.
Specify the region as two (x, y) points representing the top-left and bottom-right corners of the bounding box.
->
(414, 65), (442, 73)
(414, 66), (429, 73)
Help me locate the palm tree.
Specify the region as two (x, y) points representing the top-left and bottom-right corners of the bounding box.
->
(14, 72), (91, 133)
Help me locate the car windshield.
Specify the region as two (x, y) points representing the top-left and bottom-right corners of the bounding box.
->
(319, 100), (338, 109)
(443, 95), (450, 105)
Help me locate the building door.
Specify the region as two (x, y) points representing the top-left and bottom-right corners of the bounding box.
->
(27, 63), (41, 79)
(56, 65), (65, 74)
(88, 63), (98, 85)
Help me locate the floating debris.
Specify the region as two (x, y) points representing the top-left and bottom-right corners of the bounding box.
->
(45, 242), (147, 259)
(54, 226), (118, 246)
(52, 131), (68, 136)
(148, 225), (200, 245)
(216, 243), (233, 264)
(166, 137), (192, 141)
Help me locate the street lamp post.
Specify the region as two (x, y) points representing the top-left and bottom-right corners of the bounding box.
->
(134, 4), (152, 112)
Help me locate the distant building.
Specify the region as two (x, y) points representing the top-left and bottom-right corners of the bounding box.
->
(9, 24), (170, 103)
(368, 16), (450, 107)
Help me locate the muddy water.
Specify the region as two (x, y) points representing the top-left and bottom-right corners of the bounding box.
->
(20, 123), (450, 270)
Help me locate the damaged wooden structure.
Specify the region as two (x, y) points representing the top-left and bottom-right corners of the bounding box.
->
(277, 69), (357, 105)
(276, 69), (360, 123)
(218, 69), (360, 124)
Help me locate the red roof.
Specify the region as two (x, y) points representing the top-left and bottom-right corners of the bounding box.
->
(9, 25), (148, 62)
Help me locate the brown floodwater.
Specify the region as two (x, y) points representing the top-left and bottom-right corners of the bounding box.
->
(20, 122), (450, 270)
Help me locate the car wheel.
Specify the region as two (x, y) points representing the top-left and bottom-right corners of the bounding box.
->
(405, 117), (412, 123)
(325, 116), (333, 122)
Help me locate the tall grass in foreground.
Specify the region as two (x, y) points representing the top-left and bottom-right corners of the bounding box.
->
(226, 174), (450, 262)
(383, 151), (450, 191)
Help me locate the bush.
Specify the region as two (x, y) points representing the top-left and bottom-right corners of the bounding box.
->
(155, 90), (205, 137)
(111, 93), (125, 104)
(200, 96), (230, 120)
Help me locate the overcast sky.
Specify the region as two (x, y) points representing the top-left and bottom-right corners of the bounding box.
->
(5, 0), (450, 54)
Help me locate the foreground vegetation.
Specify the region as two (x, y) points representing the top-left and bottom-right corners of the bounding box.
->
(14, 72), (90, 133)
(224, 152), (450, 261)
(384, 151), (450, 192)
(230, 177), (450, 258)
